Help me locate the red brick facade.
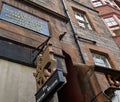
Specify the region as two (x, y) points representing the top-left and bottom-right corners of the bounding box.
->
(0, 0), (120, 102)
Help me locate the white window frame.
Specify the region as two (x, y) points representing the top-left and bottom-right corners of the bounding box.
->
(92, 53), (111, 68)
(104, 17), (118, 27)
(92, 0), (103, 7)
(75, 11), (92, 30)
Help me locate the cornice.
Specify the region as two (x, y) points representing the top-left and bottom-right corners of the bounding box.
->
(23, 0), (69, 23)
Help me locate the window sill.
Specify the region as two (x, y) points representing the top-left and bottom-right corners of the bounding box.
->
(94, 65), (120, 80)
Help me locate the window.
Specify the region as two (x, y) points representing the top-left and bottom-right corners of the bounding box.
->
(75, 11), (92, 30)
(92, 0), (103, 7)
(92, 53), (111, 68)
(104, 17), (118, 27)
(105, 0), (119, 9)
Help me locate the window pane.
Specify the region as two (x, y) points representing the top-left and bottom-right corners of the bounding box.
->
(75, 15), (84, 21)
(78, 21), (86, 28)
(104, 17), (118, 27)
(92, 0), (102, 7)
(92, 53), (111, 68)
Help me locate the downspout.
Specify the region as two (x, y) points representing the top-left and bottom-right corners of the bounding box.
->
(61, 0), (86, 64)
(61, 2), (103, 102)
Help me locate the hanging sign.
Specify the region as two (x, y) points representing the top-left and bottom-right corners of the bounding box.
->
(35, 69), (65, 102)
(0, 4), (50, 36)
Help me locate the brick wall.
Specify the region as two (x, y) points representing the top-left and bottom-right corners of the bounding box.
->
(64, 0), (120, 67)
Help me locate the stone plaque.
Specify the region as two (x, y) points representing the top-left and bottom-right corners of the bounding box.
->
(0, 4), (50, 36)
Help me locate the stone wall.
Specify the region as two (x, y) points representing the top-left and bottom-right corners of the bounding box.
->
(0, 59), (36, 102)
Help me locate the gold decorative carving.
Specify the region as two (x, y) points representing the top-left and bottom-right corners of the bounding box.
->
(106, 74), (120, 87)
(33, 44), (57, 91)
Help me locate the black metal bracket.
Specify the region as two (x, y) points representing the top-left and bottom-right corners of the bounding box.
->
(32, 37), (51, 63)
(59, 32), (67, 40)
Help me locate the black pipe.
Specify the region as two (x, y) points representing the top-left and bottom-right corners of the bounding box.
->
(61, 0), (86, 64)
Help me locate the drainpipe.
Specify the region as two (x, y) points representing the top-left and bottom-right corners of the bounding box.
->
(61, 0), (86, 64)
